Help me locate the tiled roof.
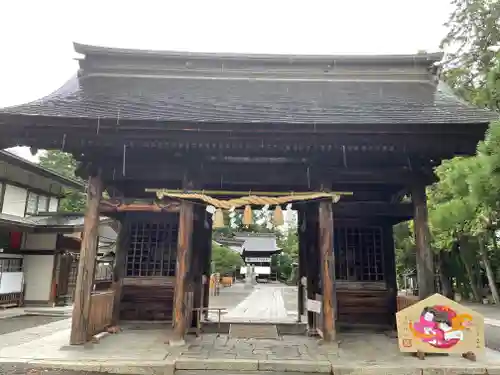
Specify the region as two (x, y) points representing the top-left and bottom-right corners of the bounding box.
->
(0, 213), (112, 233)
(0, 75), (497, 125)
(234, 233), (281, 253)
(0, 43), (496, 125)
(0, 150), (84, 191)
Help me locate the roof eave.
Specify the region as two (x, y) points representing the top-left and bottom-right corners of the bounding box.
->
(0, 150), (85, 191)
(74, 42), (443, 66)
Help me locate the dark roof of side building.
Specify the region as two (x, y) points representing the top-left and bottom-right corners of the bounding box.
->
(0, 150), (84, 190)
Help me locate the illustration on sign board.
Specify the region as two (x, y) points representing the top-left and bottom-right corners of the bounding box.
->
(409, 305), (472, 349)
(396, 293), (484, 358)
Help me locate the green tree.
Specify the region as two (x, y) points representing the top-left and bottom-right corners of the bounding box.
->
(38, 150), (86, 212)
(441, 0), (500, 111)
(211, 242), (244, 275)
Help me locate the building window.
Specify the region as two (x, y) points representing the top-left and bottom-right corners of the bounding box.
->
(334, 226), (385, 282)
(0, 258), (23, 272)
(26, 192), (50, 215)
(26, 192), (38, 215)
(126, 213), (179, 277)
(37, 195), (49, 213)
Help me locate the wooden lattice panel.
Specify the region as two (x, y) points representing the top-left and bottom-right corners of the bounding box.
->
(334, 226), (384, 282)
(126, 213), (179, 277)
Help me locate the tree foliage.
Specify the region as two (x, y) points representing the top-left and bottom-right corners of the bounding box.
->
(38, 150), (86, 213)
(211, 242), (244, 275)
(396, 0), (500, 302)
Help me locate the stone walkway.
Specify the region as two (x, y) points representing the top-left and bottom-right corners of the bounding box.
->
(210, 283), (298, 323)
(0, 327), (499, 374)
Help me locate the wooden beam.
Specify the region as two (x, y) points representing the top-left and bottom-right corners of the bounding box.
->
(333, 202), (414, 219)
(318, 200), (336, 342)
(111, 219), (129, 326)
(100, 164), (435, 187)
(70, 172), (103, 345)
(172, 201), (194, 343)
(191, 205), (205, 329)
(412, 185), (435, 299)
(100, 198), (180, 214)
(304, 205), (318, 330)
(202, 216), (213, 320)
(383, 224), (397, 328)
(297, 210), (306, 322)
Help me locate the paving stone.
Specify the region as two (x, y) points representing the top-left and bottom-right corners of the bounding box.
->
(28, 360), (102, 372)
(332, 365), (423, 375)
(422, 367), (488, 375)
(486, 366), (500, 375)
(99, 361), (171, 375)
(175, 358), (259, 371)
(258, 359), (332, 373)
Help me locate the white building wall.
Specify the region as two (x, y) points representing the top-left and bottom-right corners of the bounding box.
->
(23, 233), (57, 250)
(23, 254), (54, 302)
(1, 184), (27, 216)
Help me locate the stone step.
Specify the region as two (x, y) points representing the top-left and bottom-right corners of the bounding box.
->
(229, 323), (279, 339)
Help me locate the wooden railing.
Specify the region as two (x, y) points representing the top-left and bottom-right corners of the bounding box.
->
(396, 295), (419, 311)
(88, 291), (114, 338)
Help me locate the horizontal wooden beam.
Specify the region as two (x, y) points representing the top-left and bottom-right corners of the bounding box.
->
(333, 201), (413, 219)
(100, 163), (436, 187)
(99, 198), (181, 214)
(1, 124), (481, 157)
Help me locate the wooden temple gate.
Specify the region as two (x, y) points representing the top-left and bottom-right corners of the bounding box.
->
(0, 43), (496, 345)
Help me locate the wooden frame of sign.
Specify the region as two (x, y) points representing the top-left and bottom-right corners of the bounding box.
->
(396, 293), (485, 361)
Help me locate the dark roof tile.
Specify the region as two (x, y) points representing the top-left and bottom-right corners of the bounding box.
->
(1, 74), (496, 125)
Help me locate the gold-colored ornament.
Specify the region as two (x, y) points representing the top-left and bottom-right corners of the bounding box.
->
(213, 209), (225, 228)
(274, 205), (284, 226)
(243, 205), (253, 226)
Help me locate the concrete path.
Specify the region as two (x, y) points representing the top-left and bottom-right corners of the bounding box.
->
(220, 284), (294, 323)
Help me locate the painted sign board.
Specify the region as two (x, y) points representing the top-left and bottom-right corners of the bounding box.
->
(245, 257), (271, 263)
(396, 293), (484, 358)
(307, 298), (321, 313)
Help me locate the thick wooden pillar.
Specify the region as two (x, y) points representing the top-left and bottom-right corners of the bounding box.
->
(70, 173), (103, 345)
(111, 218), (129, 326)
(318, 200), (336, 342)
(383, 223), (397, 327)
(191, 206), (205, 328)
(412, 185), (435, 299)
(297, 210), (306, 322)
(202, 215), (213, 319)
(305, 204), (318, 330)
(172, 201), (194, 343)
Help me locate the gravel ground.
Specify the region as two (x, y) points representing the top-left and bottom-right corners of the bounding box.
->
(0, 315), (67, 335)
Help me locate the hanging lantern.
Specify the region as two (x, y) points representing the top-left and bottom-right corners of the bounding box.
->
(274, 205), (284, 226)
(243, 205), (253, 226)
(213, 209), (225, 228)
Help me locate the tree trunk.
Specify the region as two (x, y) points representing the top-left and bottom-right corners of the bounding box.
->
(479, 235), (500, 304)
(458, 237), (481, 302)
(437, 252), (454, 299)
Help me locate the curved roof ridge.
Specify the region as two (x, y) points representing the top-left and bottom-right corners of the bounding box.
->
(74, 42), (443, 65)
(0, 74), (79, 111)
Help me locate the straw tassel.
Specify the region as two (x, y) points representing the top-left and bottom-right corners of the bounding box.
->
(274, 205), (284, 226)
(243, 205), (253, 226)
(213, 209), (225, 228)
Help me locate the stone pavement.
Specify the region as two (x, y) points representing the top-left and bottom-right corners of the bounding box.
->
(209, 283), (299, 323)
(1, 319), (500, 374)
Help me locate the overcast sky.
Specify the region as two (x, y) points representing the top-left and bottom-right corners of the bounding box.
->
(1, 0), (453, 162)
